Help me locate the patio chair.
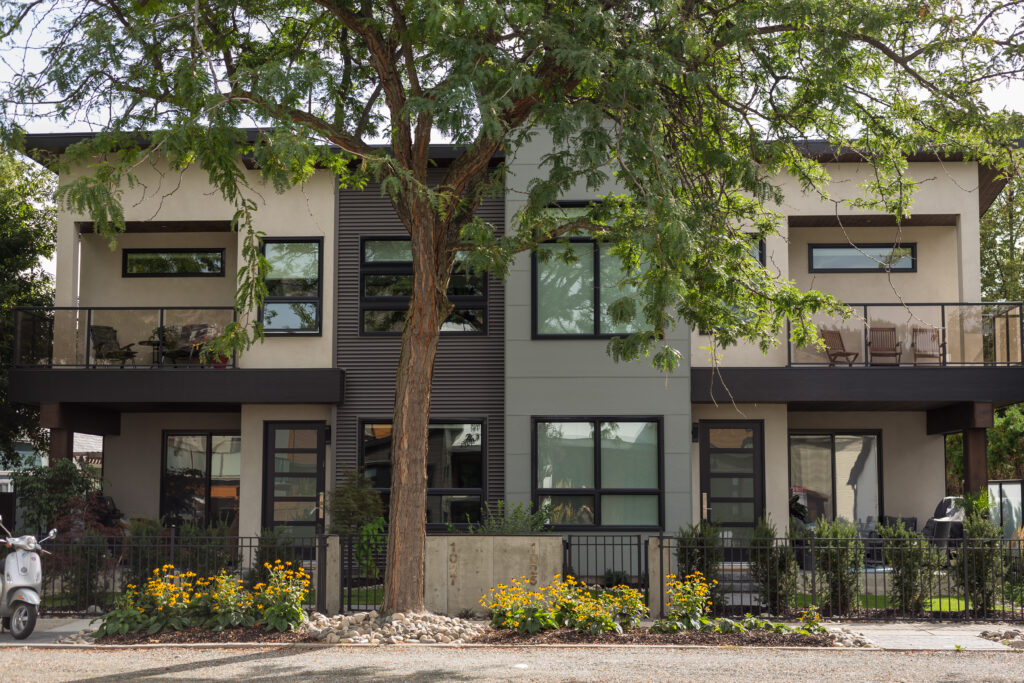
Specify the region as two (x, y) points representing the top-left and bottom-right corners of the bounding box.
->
(867, 326), (902, 365)
(164, 323), (214, 365)
(911, 326), (946, 366)
(88, 325), (137, 366)
(821, 328), (859, 366)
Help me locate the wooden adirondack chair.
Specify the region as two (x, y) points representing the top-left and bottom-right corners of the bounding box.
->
(88, 325), (137, 366)
(911, 326), (946, 365)
(821, 328), (859, 366)
(867, 326), (902, 365)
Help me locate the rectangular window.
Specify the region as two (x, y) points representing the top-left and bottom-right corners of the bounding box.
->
(361, 422), (484, 525)
(123, 248), (225, 277)
(534, 240), (642, 337)
(534, 418), (662, 529)
(359, 238), (486, 335)
(747, 235), (767, 266)
(789, 432), (880, 526)
(161, 431), (241, 531)
(809, 243), (916, 273)
(261, 238), (323, 334)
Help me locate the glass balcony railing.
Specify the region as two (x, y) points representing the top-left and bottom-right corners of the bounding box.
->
(12, 306), (236, 368)
(788, 302), (1023, 367)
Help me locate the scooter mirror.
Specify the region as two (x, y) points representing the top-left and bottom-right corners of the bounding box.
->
(48, 529), (57, 539)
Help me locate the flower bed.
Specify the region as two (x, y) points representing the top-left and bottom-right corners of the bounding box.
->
(93, 560), (310, 638)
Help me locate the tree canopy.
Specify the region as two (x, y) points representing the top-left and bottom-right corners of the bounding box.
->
(982, 174), (1024, 302)
(0, 147), (55, 469)
(3, 0), (1024, 611)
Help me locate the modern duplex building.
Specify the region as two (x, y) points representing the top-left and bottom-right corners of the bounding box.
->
(9, 131), (1023, 543)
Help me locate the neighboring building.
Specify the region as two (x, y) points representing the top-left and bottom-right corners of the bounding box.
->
(8, 131), (1022, 542)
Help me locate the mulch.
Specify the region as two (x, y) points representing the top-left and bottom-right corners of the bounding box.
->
(95, 626), (316, 645)
(474, 627), (835, 647)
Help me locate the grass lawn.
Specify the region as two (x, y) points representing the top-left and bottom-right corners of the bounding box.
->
(794, 592), (1020, 612)
(344, 586), (383, 609)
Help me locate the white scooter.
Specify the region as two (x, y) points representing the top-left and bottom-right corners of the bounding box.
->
(0, 515), (56, 640)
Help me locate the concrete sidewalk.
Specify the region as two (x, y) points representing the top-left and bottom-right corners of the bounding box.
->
(842, 622), (1016, 650)
(0, 617), (94, 645)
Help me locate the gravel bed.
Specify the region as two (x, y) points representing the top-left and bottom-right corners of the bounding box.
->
(6, 644), (1024, 681)
(475, 627), (834, 646)
(302, 610), (487, 644)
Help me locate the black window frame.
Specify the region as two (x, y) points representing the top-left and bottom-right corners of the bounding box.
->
(159, 430), (242, 527)
(808, 242), (917, 273)
(748, 235), (767, 267)
(358, 418), (487, 529)
(259, 236), (324, 336)
(358, 236), (487, 336)
(787, 429), (885, 523)
(531, 416), (664, 531)
(122, 248), (226, 278)
(262, 421), (328, 535)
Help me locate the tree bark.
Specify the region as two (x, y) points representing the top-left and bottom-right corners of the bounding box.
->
(380, 218), (452, 614)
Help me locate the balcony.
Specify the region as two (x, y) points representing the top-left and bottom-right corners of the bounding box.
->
(13, 306), (236, 368)
(8, 306), (344, 410)
(787, 302), (1023, 367)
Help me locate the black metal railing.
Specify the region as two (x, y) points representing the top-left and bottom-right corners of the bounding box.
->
(563, 534), (648, 595)
(339, 533), (388, 613)
(13, 532), (320, 617)
(787, 302), (1024, 367)
(654, 535), (1024, 621)
(12, 306), (236, 368)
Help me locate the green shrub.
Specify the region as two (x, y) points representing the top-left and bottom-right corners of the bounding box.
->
(448, 500), (552, 534)
(676, 521), (724, 606)
(602, 568), (632, 588)
(12, 458), (97, 533)
(355, 516), (386, 581)
(1004, 528), (1024, 607)
(328, 472), (384, 535)
(877, 520), (939, 614)
(812, 518), (863, 615)
(957, 512), (1003, 613)
(125, 519), (170, 589)
(62, 529), (109, 609)
(750, 516), (796, 615)
(175, 519), (234, 577)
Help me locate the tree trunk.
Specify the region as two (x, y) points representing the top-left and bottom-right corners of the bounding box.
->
(380, 224), (451, 614)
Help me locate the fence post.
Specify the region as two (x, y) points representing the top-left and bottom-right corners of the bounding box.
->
(169, 525), (176, 569)
(323, 535), (341, 615)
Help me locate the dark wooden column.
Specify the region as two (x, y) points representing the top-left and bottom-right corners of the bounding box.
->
(49, 428), (75, 461)
(962, 428), (989, 493)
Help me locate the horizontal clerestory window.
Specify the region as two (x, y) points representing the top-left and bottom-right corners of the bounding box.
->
(123, 248), (225, 277)
(359, 238), (486, 334)
(808, 243), (916, 273)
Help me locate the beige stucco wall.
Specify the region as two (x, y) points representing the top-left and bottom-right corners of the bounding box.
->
(788, 411), (945, 527)
(54, 158), (336, 369)
(238, 404), (332, 538)
(691, 161), (983, 367)
(102, 412), (241, 522)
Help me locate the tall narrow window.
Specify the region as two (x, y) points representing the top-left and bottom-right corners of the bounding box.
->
(534, 240), (642, 337)
(161, 431), (241, 531)
(534, 418), (661, 528)
(359, 238), (486, 334)
(261, 238), (323, 334)
(362, 422), (484, 525)
(789, 432), (880, 525)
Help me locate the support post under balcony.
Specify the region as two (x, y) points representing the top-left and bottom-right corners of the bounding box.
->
(963, 427), (989, 494)
(49, 428), (75, 461)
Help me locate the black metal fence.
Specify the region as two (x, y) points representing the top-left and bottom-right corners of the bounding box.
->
(14, 533), (321, 617)
(654, 535), (1024, 621)
(563, 535), (648, 596)
(339, 533), (387, 613)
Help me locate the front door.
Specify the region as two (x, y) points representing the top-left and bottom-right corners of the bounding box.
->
(699, 421), (765, 542)
(263, 421), (328, 538)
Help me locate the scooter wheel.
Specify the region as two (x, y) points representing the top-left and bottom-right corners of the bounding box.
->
(9, 603), (37, 640)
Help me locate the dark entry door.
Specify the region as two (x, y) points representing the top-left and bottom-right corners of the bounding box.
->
(699, 421), (765, 541)
(263, 422), (328, 538)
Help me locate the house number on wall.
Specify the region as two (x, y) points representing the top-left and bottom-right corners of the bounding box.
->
(449, 541), (458, 586)
(528, 542), (539, 585)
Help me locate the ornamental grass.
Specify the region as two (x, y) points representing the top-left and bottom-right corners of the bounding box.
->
(94, 559), (310, 637)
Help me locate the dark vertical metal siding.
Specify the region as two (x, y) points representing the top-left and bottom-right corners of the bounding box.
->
(334, 169), (506, 501)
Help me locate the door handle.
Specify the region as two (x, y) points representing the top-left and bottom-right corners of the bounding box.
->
(702, 492), (711, 521)
(317, 492), (325, 519)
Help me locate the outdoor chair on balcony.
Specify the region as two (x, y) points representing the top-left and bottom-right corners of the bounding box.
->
(88, 325), (137, 366)
(911, 326), (946, 366)
(867, 326), (902, 365)
(164, 323), (214, 365)
(821, 328), (859, 366)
